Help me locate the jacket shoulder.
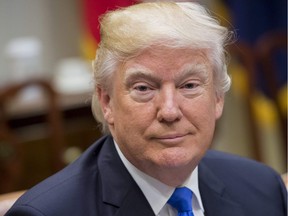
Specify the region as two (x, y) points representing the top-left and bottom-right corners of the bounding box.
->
(200, 150), (287, 215)
(6, 136), (111, 216)
(201, 150), (284, 185)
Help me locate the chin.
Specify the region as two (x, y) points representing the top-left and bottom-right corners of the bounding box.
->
(154, 148), (196, 168)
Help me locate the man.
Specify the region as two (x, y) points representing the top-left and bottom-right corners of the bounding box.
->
(6, 2), (287, 216)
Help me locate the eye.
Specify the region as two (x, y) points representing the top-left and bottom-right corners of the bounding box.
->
(179, 79), (204, 98)
(182, 82), (199, 89)
(180, 81), (200, 90)
(134, 84), (151, 92)
(129, 82), (156, 102)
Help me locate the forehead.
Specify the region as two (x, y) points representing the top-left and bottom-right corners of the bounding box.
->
(121, 47), (212, 79)
(134, 46), (208, 63)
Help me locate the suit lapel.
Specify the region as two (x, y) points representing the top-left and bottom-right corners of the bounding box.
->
(198, 162), (245, 216)
(98, 136), (154, 216)
(113, 186), (156, 216)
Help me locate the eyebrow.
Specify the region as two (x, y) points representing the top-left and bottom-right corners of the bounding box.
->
(175, 63), (210, 85)
(124, 65), (162, 86)
(124, 62), (210, 86)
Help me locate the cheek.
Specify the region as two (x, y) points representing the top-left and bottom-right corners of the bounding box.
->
(183, 96), (217, 122)
(112, 98), (155, 129)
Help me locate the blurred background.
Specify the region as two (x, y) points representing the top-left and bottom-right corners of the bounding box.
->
(0, 0), (286, 195)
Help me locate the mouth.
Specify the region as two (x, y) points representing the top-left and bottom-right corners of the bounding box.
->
(152, 134), (189, 144)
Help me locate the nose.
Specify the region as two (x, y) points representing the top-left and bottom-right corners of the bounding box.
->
(156, 86), (183, 123)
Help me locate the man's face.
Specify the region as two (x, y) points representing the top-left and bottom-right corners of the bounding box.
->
(98, 47), (224, 181)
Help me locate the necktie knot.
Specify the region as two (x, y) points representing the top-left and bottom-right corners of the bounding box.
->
(168, 187), (194, 216)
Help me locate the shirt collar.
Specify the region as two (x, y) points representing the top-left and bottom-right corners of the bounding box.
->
(114, 140), (204, 215)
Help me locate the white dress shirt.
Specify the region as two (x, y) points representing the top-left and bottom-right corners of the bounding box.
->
(114, 141), (205, 216)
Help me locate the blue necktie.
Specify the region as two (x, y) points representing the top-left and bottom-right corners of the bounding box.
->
(167, 187), (194, 216)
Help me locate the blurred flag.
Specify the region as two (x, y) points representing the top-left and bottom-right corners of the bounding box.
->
(223, 0), (287, 133)
(213, 0), (287, 172)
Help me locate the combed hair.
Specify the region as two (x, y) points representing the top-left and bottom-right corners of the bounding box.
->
(92, 2), (233, 133)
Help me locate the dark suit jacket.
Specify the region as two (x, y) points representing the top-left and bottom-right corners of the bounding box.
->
(6, 135), (287, 216)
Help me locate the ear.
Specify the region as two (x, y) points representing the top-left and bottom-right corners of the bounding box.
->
(97, 87), (114, 124)
(215, 94), (224, 120)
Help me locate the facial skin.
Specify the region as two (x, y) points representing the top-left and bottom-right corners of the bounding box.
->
(98, 47), (224, 186)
